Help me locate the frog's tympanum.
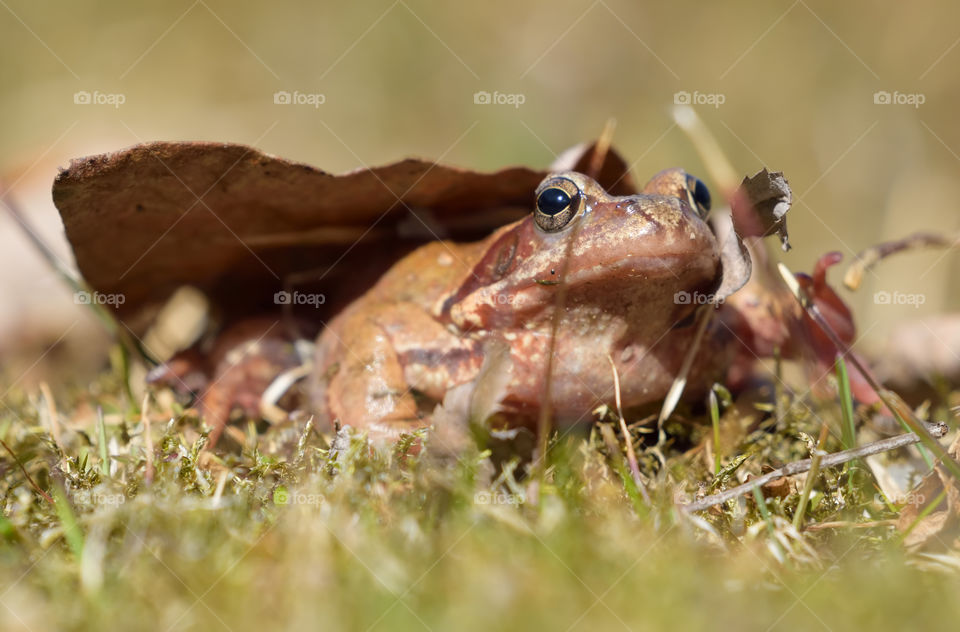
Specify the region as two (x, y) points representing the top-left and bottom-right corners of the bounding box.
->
(311, 169), (734, 437)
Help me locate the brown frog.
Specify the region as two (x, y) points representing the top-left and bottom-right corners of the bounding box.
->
(311, 169), (735, 438)
(54, 142), (876, 449)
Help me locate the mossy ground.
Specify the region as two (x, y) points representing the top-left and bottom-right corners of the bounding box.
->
(1, 358), (958, 632)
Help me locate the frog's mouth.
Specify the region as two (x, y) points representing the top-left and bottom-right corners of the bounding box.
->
(535, 248), (719, 290)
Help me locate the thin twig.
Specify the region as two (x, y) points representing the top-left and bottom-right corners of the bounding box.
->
(844, 231), (960, 290)
(680, 422), (948, 513)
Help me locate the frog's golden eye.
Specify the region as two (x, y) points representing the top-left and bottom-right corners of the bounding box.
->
(534, 179), (581, 232)
(685, 174), (711, 218)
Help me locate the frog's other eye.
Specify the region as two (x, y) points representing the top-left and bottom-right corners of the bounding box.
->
(534, 178), (581, 231)
(685, 174), (711, 218)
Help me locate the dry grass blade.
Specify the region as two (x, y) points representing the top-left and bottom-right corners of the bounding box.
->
(606, 355), (650, 504)
(38, 382), (62, 450)
(141, 393), (155, 485)
(657, 306), (714, 437)
(672, 106), (739, 196)
(0, 438), (54, 505)
(792, 423), (830, 529)
(533, 120), (618, 499)
(0, 189), (81, 289)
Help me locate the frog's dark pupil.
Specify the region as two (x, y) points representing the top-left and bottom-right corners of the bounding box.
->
(538, 188), (571, 216)
(692, 177), (711, 211)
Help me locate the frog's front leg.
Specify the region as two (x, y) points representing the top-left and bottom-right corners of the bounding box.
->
(316, 303), (483, 439)
(316, 316), (420, 437)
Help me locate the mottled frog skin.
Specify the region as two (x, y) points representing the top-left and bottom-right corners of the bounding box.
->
(311, 169), (734, 437)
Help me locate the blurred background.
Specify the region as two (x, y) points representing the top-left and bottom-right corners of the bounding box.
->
(1, 0), (958, 388)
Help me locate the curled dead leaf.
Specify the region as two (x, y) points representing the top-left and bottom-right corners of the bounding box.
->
(730, 168), (792, 251)
(896, 434), (960, 550)
(52, 141), (632, 335)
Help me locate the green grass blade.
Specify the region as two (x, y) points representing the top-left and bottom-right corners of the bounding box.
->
(52, 485), (84, 559)
(97, 409), (109, 477)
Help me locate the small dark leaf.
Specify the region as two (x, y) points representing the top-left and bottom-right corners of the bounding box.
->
(731, 168), (792, 251)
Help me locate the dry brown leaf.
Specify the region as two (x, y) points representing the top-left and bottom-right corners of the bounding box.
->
(730, 168), (792, 251)
(896, 434), (960, 549)
(53, 141), (632, 334)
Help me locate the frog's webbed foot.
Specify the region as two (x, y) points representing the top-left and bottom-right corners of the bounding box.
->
(149, 318), (310, 449)
(146, 348), (209, 397)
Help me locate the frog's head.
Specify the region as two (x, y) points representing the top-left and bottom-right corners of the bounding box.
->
(442, 170), (722, 331)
